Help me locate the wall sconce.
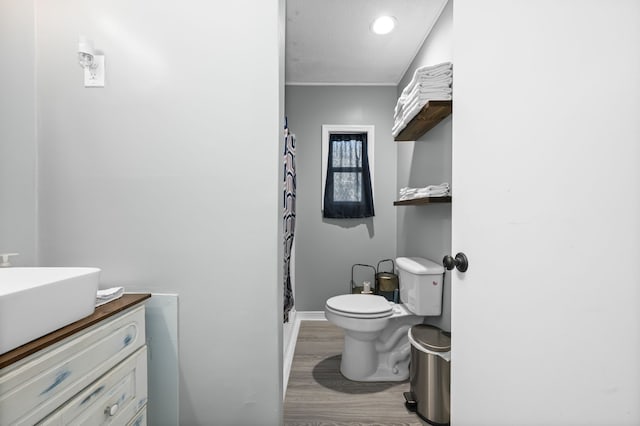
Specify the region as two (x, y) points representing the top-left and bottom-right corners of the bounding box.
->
(78, 36), (105, 87)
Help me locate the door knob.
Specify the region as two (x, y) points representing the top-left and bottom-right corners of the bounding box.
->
(443, 252), (469, 272)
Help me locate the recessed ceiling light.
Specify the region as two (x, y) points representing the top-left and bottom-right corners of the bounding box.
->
(371, 16), (397, 35)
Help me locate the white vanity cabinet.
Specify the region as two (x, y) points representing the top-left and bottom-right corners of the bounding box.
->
(0, 294), (150, 426)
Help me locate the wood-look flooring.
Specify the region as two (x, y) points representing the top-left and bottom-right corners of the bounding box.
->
(284, 321), (427, 426)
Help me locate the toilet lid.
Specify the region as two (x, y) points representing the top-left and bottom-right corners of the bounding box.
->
(325, 294), (393, 318)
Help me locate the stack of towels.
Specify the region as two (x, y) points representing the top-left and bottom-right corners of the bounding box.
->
(399, 183), (450, 201)
(392, 62), (453, 137)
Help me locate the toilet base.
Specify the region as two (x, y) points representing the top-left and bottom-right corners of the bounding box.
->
(338, 314), (423, 382)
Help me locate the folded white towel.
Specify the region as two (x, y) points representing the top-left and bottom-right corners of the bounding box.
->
(392, 116), (411, 136)
(402, 185), (449, 193)
(405, 91), (451, 109)
(409, 85), (452, 97)
(96, 286), (125, 307)
(399, 191), (448, 201)
(399, 97), (425, 119)
(402, 76), (452, 99)
(399, 184), (450, 200)
(397, 87), (452, 113)
(400, 63), (452, 95)
(413, 62), (452, 78)
(395, 97), (430, 126)
(413, 182), (449, 189)
(411, 62), (453, 86)
(392, 116), (412, 137)
(415, 71), (453, 82)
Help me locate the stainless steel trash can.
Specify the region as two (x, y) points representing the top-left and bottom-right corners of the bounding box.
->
(404, 324), (451, 425)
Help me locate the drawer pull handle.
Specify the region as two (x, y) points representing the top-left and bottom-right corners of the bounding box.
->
(105, 403), (119, 417)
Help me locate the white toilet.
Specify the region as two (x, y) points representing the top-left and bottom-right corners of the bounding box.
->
(324, 257), (444, 381)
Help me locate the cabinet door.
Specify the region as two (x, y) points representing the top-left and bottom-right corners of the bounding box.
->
(40, 346), (147, 426)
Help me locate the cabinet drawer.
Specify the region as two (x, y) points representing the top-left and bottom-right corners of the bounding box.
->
(39, 346), (147, 426)
(0, 306), (146, 425)
(126, 407), (147, 426)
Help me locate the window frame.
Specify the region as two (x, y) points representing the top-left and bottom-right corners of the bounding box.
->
(321, 125), (375, 211)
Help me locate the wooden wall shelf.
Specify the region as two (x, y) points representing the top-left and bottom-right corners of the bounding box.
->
(393, 196), (452, 206)
(395, 100), (452, 141)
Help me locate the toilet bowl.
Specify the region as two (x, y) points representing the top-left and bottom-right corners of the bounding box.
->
(325, 294), (423, 381)
(324, 257), (444, 382)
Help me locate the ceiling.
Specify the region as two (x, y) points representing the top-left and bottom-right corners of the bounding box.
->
(285, 0), (448, 86)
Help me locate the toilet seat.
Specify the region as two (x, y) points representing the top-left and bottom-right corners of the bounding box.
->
(325, 294), (393, 319)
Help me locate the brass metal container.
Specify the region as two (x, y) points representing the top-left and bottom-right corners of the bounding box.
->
(376, 259), (399, 292)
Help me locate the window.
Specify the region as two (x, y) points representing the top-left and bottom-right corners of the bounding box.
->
(321, 125), (375, 218)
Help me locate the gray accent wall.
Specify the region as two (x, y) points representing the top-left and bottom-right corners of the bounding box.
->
(35, 0), (283, 424)
(0, 0), (37, 266)
(396, 0), (453, 331)
(286, 86), (397, 311)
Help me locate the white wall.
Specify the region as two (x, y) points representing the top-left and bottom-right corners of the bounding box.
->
(0, 0), (37, 266)
(398, 0), (452, 92)
(35, 0), (283, 424)
(286, 85), (397, 311)
(396, 0), (453, 331)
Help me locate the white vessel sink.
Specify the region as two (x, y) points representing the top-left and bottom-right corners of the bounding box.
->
(0, 267), (100, 355)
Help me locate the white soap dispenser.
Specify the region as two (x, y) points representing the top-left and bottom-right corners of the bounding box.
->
(0, 253), (19, 267)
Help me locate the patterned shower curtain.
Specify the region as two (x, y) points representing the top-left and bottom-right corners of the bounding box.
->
(283, 131), (296, 322)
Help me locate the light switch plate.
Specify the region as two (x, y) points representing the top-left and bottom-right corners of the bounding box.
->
(84, 55), (105, 87)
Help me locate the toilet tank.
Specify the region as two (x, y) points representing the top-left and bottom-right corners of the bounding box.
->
(396, 257), (445, 316)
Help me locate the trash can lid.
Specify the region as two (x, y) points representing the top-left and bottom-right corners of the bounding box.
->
(409, 325), (451, 352)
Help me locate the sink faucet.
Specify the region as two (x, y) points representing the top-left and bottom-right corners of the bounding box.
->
(0, 253), (19, 267)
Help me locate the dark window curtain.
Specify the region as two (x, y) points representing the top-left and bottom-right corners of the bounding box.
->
(323, 133), (375, 218)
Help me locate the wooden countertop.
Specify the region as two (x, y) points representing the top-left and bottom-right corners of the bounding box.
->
(0, 293), (151, 369)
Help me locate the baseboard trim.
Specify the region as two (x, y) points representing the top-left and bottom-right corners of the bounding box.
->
(296, 311), (326, 321)
(283, 310), (327, 399)
(283, 309), (299, 399)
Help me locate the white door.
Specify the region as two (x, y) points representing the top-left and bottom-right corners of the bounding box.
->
(451, 1), (640, 425)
